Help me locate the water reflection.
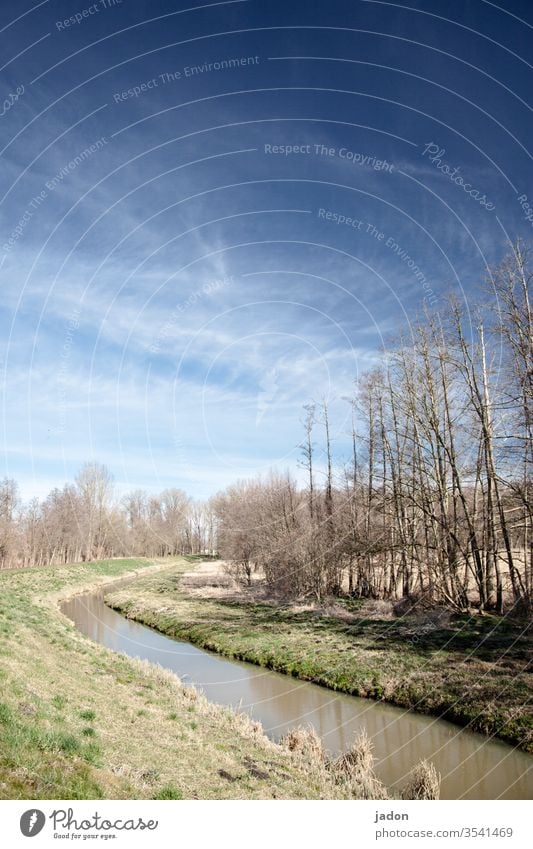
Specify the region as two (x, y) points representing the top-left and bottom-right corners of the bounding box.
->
(61, 589), (532, 800)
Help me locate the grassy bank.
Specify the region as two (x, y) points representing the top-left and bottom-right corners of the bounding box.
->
(0, 557), (374, 800)
(106, 566), (533, 753)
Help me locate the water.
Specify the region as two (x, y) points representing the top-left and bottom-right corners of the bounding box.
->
(61, 586), (533, 800)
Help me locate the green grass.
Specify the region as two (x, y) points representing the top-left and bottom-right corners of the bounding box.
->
(79, 709), (96, 721)
(152, 785), (183, 799)
(0, 557), (354, 800)
(106, 569), (533, 753)
(0, 700), (104, 798)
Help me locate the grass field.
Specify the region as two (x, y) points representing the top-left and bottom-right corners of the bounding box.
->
(0, 557), (370, 800)
(106, 565), (533, 753)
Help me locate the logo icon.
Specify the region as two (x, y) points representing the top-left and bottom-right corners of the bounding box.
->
(20, 810), (46, 837)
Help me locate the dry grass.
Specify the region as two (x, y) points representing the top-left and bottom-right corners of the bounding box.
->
(179, 563), (400, 623)
(180, 574), (236, 590)
(280, 726), (325, 762)
(280, 726), (389, 800)
(401, 759), (441, 800)
(329, 732), (388, 800)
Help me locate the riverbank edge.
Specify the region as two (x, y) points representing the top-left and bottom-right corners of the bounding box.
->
(105, 568), (533, 755)
(0, 557), (369, 800)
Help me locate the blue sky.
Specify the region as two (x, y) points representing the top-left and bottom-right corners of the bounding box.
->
(1, 0), (532, 500)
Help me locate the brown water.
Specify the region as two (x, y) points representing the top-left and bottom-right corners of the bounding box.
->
(61, 587), (532, 800)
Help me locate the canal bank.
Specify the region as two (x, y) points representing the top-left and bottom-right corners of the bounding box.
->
(0, 558), (353, 800)
(104, 564), (532, 799)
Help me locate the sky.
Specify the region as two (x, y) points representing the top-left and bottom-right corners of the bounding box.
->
(0, 0), (532, 501)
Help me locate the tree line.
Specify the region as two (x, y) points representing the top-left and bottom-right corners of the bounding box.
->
(0, 464), (216, 569)
(215, 243), (532, 613)
(2, 244), (531, 614)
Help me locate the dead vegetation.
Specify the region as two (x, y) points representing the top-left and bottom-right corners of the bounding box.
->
(280, 725), (325, 762)
(328, 732), (388, 800)
(401, 759), (441, 800)
(280, 727), (439, 800)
